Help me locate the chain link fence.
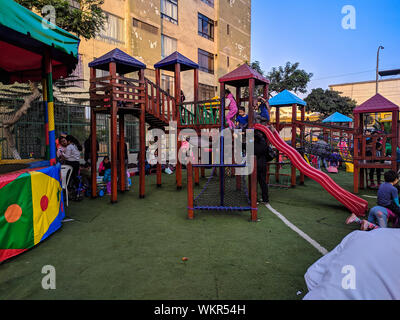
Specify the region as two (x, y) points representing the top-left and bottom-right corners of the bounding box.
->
(0, 98), (139, 160)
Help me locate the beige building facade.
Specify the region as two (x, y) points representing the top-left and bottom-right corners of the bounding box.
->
(78, 0), (251, 103)
(329, 78), (400, 107)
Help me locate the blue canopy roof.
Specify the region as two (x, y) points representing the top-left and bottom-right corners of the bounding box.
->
(322, 112), (353, 123)
(269, 90), (307, 107)
(154, 51), (199, 72)
(89, 48), (146, 74)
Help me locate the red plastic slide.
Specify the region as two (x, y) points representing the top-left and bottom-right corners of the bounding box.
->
(254, 124), (368, 216)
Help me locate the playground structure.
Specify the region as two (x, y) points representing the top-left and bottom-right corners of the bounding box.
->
(187, 63), (270, 221)
(266, 91), (354, 186)
(353, 94), (400, 193)
(86, 48), (375, 219)
(0, 0), (79, 262)
(88, 50), (218, 203)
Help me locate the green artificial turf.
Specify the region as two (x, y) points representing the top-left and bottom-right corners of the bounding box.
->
(0, 168), (378, 300)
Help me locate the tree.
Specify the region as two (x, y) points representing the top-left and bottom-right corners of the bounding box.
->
(250, 61), (264, 76)
(267, 62), (313, 95)
(304, 88), (357, 118)
(240, 61), (266, 98)
(15, 0), (106, 40)
(1, 0), (106, 158)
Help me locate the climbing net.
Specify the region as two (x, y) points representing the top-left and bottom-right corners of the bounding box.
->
(193, 167), (251, 211)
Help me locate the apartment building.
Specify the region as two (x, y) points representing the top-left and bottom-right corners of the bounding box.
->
(329, 78), (400, 106)
(78, 0), (251, 102)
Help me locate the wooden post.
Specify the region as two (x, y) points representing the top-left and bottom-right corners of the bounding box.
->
(353, 114), (360, 193)
(44, 50), (56, 166)
(220, 83), (226, 207)
(90, 109), (97, 198)
(175, 63), (182, 190)
(156, 68), (161, 117)
(235, 86), (242, 191)
(139, 69), (146, 198)
(187, 162), (194, 220)
(291, 103), (297, 187)
(300, 106), (305, 185)
(194, 69), (200, 185)
(275, 106), (280, 183)
(248, 79), (257, 221)
(155, 68), (162, 188)
(89, 67), (97, 198)
(119, 113), (126, 192)
(248, 80), (255, 128)
(251, 157), (258, 222)
(110, 62), (118, 203)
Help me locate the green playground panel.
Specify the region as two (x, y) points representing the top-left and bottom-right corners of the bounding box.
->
(179, 103), (220, 126)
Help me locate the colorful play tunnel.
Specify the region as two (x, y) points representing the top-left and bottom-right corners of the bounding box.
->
(0, 165), (65, 263)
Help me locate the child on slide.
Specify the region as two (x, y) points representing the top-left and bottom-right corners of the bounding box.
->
(225, 89), (238, 129)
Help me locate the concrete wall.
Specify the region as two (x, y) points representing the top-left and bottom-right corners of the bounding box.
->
(329, 78), (400, 106)
(217, 0), (251, 81)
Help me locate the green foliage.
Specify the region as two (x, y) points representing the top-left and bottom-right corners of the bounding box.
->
(249, 61), (264, 76)
(15, 0), (106, 40)
(267, 62), (313, 95)
(304, 88), (357, 118)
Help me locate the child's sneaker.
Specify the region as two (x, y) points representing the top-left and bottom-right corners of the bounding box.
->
(345, 213), (358, 225)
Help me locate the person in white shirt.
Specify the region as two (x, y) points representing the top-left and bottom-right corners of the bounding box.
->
(61, 135), (81, 191)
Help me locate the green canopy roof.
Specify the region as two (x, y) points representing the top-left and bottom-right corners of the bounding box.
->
(0, 0), (80, 84)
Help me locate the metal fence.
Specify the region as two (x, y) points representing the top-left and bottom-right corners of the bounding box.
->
(0, 98), (140, 160)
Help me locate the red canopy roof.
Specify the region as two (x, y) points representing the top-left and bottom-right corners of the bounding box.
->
(219, 64), (269, 87)
(353, 93), (400, 114)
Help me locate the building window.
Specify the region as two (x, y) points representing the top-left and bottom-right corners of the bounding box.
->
(161, 0), (178, 24)
(132, 18), (158, 35)
(227, 24), (230, 35)
(198, 49), (214, 74)
(161, 34), (177, 58)
(161, 74), (174, 95)
(227, 56), (230, 68)
(200, 0), (214, 7)
(198, 13), (214, 41)
(98, 12), (125, 44)
(199, 83), (216, 101)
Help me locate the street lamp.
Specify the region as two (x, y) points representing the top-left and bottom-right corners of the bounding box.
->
(376, 45), (384, 94)
(375, 46), (384, 121)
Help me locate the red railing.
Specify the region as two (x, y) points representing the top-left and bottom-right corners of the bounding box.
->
(144, 78), (176, 123)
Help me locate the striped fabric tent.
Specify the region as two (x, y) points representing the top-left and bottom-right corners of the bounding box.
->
(0, 0), (80, 164)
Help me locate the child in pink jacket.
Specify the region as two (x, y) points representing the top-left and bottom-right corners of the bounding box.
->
(225, 89), (238, 129)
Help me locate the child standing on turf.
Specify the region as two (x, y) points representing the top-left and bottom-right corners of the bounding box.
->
(225, 89), (238, 129)
(99, 156), (112, 195)
(377, 170), (400, 218)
